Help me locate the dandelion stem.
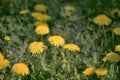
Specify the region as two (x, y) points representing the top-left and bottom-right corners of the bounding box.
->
(51, 47), (57, 76)
(41, 35), (43, 41)
(102, 26), (107, 47)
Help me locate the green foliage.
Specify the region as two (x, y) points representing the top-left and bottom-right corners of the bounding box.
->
(0, 0), (120, 80)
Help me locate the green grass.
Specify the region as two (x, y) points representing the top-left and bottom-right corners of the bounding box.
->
(0, 0), (120, 80)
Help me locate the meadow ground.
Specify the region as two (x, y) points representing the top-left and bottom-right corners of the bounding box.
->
(0, 0), (120, 80)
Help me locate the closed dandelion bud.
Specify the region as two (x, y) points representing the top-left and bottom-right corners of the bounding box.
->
(61, 52), (65, 59)
(73, 67), (77, 72)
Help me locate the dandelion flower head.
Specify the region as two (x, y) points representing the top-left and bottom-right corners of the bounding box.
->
(106, 52), (120, 62)
(29, 41), (46, 54)
(4, 36), (11, 41)
(65, 6), (75, 11)
(82, 67), (95, 75)
(31, 12), (51, 21)
(12, 63), (29, 76)
(63, 43), (80, 51)
(48, 35), (65, 47)
(0, 52), (4, 60)
(0, 59), (9, 70)
(115, 45), (120, 51)
(93, 14), (111, 26)
(95, 68), (108, 76)
(35, 24), (50, 35)
(110, 8), (119, 15)
(34, 4), (47, 11)
(113, 28), (120, 35)
(65, 6), (75, 16)
(118, 10), (120, 17)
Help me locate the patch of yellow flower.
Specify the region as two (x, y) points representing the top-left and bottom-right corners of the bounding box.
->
(34, 4), (47, 11)
(48, 35), (65, 47)
(35, 24), (50, 35)
(29, 41), (46, 54)
(82, 67), (95, 75)
(113, 28), (120, 35)
(12, 63), (29, 76)
(83, 67), (108, 76)
(0, 52), (9, 70)
(4, 36), (11, 41)
(31, 12), (51, 21)
(115, 45), (120, 51)
(93, 14), (111, 26)
(102, 52), (120, 62)
(110, 8), (120, 17)
(95, 68), (108, 76)
(65, 6), (75, 16)
(63, 43), (80, 51)
(19, 9), (29, 14)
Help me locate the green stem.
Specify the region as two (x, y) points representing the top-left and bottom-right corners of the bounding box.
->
(112, 29), (115, 45)
(41, 35), (43, 41)
(110, 63), (115, 80)
(18, 76), (22, 80)
(74, 72), (79, 80)
(51, 47), (57, 76)
(102, 26), (107, 47)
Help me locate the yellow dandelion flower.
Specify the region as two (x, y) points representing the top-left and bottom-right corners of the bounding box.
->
(113, 28), (120, 35)
(106, 52), (120, 62)
(118, 10), (120, 17)
(0, 52), (4, 60)
(34, 21), (48, 26)
(4, 36), (11, 41)
(110, 9), (119, 15)
(31, 12), (51, 21)
(65, 11), (71, 16)
(35, 24), (50, 35)
(0, 59), (9, 70)
(12, 63), (29, 76)
(19, 9), (29, 14)
(64, 6), (75, 17)
(102, 57), (107, 62)
(115, 45), (120, 51)
(95, 68), (107, 76)
(65, 6), (75, 11)
(63, 43), (80, 51)
(29, 41), (46, 54)
(48, 35), (65, 47)
(93, 14), (111, 26)
(34, 4), (47, 11)
(82, 67), (95, 75)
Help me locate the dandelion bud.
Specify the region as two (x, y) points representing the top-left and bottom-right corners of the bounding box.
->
(61, 52), (65, 59)
(73, 66), (77, 72)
